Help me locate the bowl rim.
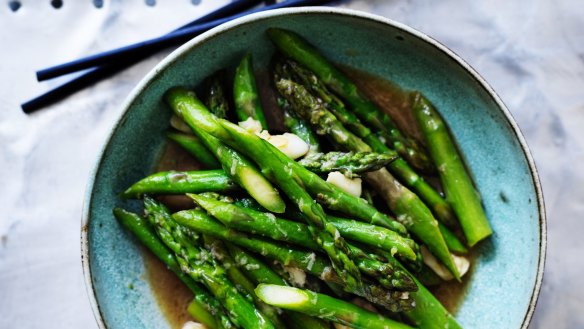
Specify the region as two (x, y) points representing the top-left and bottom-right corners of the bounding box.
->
(81, 6), (546, 329)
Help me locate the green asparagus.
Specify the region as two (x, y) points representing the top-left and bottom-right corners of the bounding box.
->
(256, 285), (414, 329)
(267, 28), (433, 173)
(173, 209), (415, 312)
(279, 59), (457, 227)
(167, 132), (221, 169)
(226, 244), (332, 329)
(165, 87), (367, 297)
(144, 197), (276, 329)
(411, 92), (492, 246)
(234, 53), (269, 129)
(204, 70), (230, 119)
(166, 88), (286, 213)
(274, 78), (459, 280)
(122, 170), (238, 198)
(281, 100), (321, 156)
(113, 208), (225, 329)
(298, 151), (398, 178)
(189, 193), (416, 262)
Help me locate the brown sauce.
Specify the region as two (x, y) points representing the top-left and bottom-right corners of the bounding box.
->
(143, 67), (475, 327)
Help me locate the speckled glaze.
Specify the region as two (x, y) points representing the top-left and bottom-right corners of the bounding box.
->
(81, 7), (546, 329)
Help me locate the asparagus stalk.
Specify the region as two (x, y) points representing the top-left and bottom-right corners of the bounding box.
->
(112, 208), (225, 329)
(411, 92), (492, 246)
(192, 194), (417, 291)
(166, 88), (286, 213)
(189, 193), (417, 263)
(165, 88), (366, 297)
(143, 197), (276, 329)
(384, 255), (463, 329)
(167, 132), (221, 169)
(280, 98), (321, 156)
(173, 209), (415, 312)
(256, 285), (414, 329)
(234, 53), (269, 129)
(275, 78), (459, 280)
(280, 59), (457, 227)
(439, 223), (468, 254)
(204, 70), (230, 119)
(298, 151), (398, 178)
(227, 244), (332, 329)
(204, 236), (287, 329)
(267, 28), (433, 173)
(121, 170), (238, 198)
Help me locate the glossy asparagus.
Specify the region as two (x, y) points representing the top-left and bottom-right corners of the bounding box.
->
(411, 92), (492, 246)
(281, 100), (321, 156)
(112, 208), (225, 329)
(274, 78), (459, 279)
(165, 87), (366, 297)
(189, 193), (417, 263)
(167, 132), (220, 169)
(298, 151), (398, 178)
(280, 59), (457, 226)
(267, 28), (433, 173)
(234, 53), (269, 129)
(256, 285), (414, 329)
(203, 236), (286, 329)
(173, 209), (415, 312)
(226, 244), (332, 329)
(166, 88), (286, 213)
(122, 170), (237, 198)
(204, 70), (230, 119)
(143, 197), (276, 329)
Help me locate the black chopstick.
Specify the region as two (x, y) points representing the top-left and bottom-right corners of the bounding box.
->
(36, 0), (335, 81)
(23, 0), (336, 114)
(36, 0), (263, 82)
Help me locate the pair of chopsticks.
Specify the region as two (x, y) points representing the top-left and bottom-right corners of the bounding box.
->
(22, 0), (337, 114)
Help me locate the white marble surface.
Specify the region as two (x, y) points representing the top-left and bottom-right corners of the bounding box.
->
(0, 0), (581, 328)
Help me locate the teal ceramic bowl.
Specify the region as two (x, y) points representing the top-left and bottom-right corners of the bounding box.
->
(82, 7), (546, 329)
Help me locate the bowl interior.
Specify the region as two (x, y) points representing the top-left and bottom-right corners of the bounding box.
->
(84, 8), (543, 329)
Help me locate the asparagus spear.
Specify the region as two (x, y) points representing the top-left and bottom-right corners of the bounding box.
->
(166, 88), (286, 213)
(411, 92), (492, 246)
(204, 70), (230, 119)
(173, 209), (415, 312)
(203, 236), (287, 329)
(122, 170), (238, 198)
(280, 59), (457, 227)
(298, 151), (398, 178)
(256, 285), (414, 329)
(112, 208), (226, 329)
(439, 223), (468, 254)
(234, 53), (269, 129)
(267, 28), (433, 173)
(227, 244), (332, 329)
(191, 195), (416, 292)
(165, 88), (366, 297)
(280, 98), (321, 156)
(143, 197), (276, 329)
(275, 78), (459, 280)
(189, 193), (417, 263)
(167, 132), (221, 169)
(384, 255), (463, 329)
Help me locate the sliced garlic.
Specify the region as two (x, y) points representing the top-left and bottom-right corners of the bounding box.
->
(421, 245), (470, 281)
(238, 117), (263, 134)
(326, 171), (362, 197)
(182, 321), (205, 329)
(258, 131), (309, 160)
(282, 266), (307, 287)
(170, 115), (192, 134)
